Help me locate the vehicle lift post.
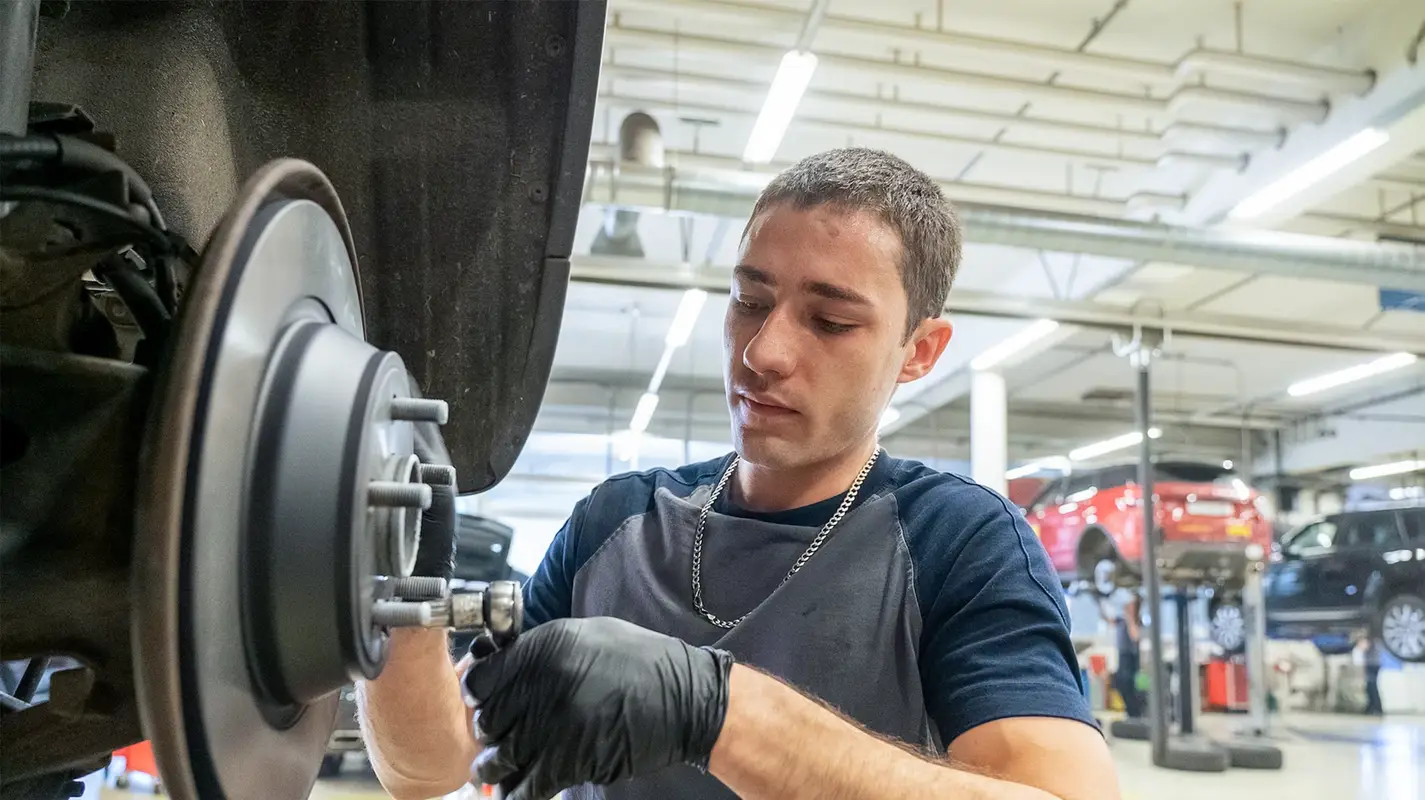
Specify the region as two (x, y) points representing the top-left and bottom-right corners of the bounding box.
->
(1116, 326), (1229, 771)
(1217, 553), (1285, 768)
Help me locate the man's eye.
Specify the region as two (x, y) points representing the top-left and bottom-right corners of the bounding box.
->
(817, 319), (856, 335)
(734, 298), (764, 312)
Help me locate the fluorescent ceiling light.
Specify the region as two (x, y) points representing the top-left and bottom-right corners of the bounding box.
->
(1349, 460), (1424, 481)
(665, 289), (708, 348)
(1286, 352), (1417, 397)
(648, 347), (674, 394)
(1069, 428), (1161, 462)
(1222, 460), (1234, 470)
(742, 50), (818, 164)
(970, 319), (1060, 372)
(1005, 456), (1071, 480)
(629, 392), (660, 434)
(879, 406), (901, 429)
(1229, 128), (1389, 220)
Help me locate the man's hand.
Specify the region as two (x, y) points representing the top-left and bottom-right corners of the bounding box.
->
(463, 617), (734, 800)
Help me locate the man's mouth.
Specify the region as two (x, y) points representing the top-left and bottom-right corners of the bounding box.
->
(737, 392), (796, 417)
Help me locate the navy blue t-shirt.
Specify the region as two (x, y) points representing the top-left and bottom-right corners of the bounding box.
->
(519, 451), (1095, 799)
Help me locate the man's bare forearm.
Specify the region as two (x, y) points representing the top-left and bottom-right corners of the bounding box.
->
(708, 665), (1069, 800)
(357, 629), (477, 800)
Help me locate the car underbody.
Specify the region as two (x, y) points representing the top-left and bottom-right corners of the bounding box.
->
(0, 2), (604, 797)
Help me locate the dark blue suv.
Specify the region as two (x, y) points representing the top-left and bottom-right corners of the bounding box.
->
(1264, 503), (1425, 662)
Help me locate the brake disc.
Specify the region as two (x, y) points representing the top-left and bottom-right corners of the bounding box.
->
(131, 159), (447, 799)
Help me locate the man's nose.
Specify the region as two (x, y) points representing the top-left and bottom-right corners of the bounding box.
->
(742, 310), (797, 377)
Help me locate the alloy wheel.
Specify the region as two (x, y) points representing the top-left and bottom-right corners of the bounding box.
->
(1381, 595), (1425, 662)
(1210, 602), (1246, 653)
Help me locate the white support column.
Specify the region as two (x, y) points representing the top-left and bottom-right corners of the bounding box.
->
(970, 370), (1008, 494)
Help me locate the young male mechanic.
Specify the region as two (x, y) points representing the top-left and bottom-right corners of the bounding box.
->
(358, 148), (1119, 800)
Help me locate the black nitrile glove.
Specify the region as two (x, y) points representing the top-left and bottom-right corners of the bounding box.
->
(411, 418), (455, 582)
(464, 617), (735, 800)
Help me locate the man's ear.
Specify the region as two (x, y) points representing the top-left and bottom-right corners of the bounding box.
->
(897, 317), (953, 384)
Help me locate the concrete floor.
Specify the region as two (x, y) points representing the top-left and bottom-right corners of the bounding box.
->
(96, 712), (1421, 800)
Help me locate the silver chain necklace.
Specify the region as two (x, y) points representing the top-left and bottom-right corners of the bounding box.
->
(691, 448), (881, 629)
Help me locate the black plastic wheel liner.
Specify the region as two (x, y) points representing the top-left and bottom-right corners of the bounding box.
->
(31, 0), (607, 492)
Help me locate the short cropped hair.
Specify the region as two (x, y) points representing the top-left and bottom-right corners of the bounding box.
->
(746, 148), (962, 339)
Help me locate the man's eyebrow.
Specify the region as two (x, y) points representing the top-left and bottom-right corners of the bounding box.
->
(733, 265), (774, 286)
(736, 265), (870, 305)
(805, 280), (872, 306)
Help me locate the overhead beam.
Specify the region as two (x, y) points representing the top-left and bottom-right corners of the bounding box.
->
(1263, 390), (1425, 474)
(570, 256), (1425, 354)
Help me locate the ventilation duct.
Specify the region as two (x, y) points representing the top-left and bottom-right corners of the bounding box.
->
(590, 111), (664, 259)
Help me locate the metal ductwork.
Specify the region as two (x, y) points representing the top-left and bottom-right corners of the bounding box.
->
(590, 111), (664, 259)
(582, 163), (1425, 291)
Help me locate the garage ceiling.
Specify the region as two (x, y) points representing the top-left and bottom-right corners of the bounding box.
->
(470, 0), (1425, 538)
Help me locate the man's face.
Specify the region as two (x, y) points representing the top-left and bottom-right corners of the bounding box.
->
(724, 203), (951, 471)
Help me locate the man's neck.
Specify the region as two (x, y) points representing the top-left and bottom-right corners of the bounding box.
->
(732, 440), (880, 513)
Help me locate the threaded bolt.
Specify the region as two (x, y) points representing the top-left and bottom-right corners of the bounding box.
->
(390, 397), (449, 425)
(372, 600), (432, 627)
(389, 576), (449, 600)
(420, 463), (457, 487)
(368, 481), (432, 509)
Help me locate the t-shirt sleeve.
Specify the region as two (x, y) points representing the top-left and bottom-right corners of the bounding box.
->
(519, 495), (590, 629)
(913, 485), (1097, 747)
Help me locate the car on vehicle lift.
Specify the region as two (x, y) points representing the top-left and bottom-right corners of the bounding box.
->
(321, 513), (518, 776)
(1259, 502), (1425, 663)
(1023, 460), (1274, 599)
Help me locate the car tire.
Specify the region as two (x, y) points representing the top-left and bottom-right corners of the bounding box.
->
(1208, 597), (1247, 655)
(318, 754), (343, 779)
(1378, 592), (1425, 663)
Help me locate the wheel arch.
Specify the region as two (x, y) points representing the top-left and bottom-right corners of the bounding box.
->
(1075, 526), (1120, 578)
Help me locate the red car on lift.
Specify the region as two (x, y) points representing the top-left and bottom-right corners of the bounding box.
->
(1023, 461), (1274, 604)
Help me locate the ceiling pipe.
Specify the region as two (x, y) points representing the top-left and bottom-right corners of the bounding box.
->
(587, 144), (1425, 240)
(604, 63), (1159, 148)
(586, 145), (1128, 216)
(581, 162), (1425, 291)
(598, 93), (1162, 171)
(606, 26), (1330, 125)
(1176, 49), (1375, 95)
(589, 111), (665, 259)
(615, 0), (1374, 95)
(604, 64), (1286, 156)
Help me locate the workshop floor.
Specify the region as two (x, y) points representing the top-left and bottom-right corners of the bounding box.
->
(95, 712), (1421, 800)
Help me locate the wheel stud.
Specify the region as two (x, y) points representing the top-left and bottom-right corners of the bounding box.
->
(419, 463), (456, 487)
(387, 576), (449, 600)
(389, 397), (448, 424)
(372, 600), (432, 627)
(368, 481), (431, 509)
